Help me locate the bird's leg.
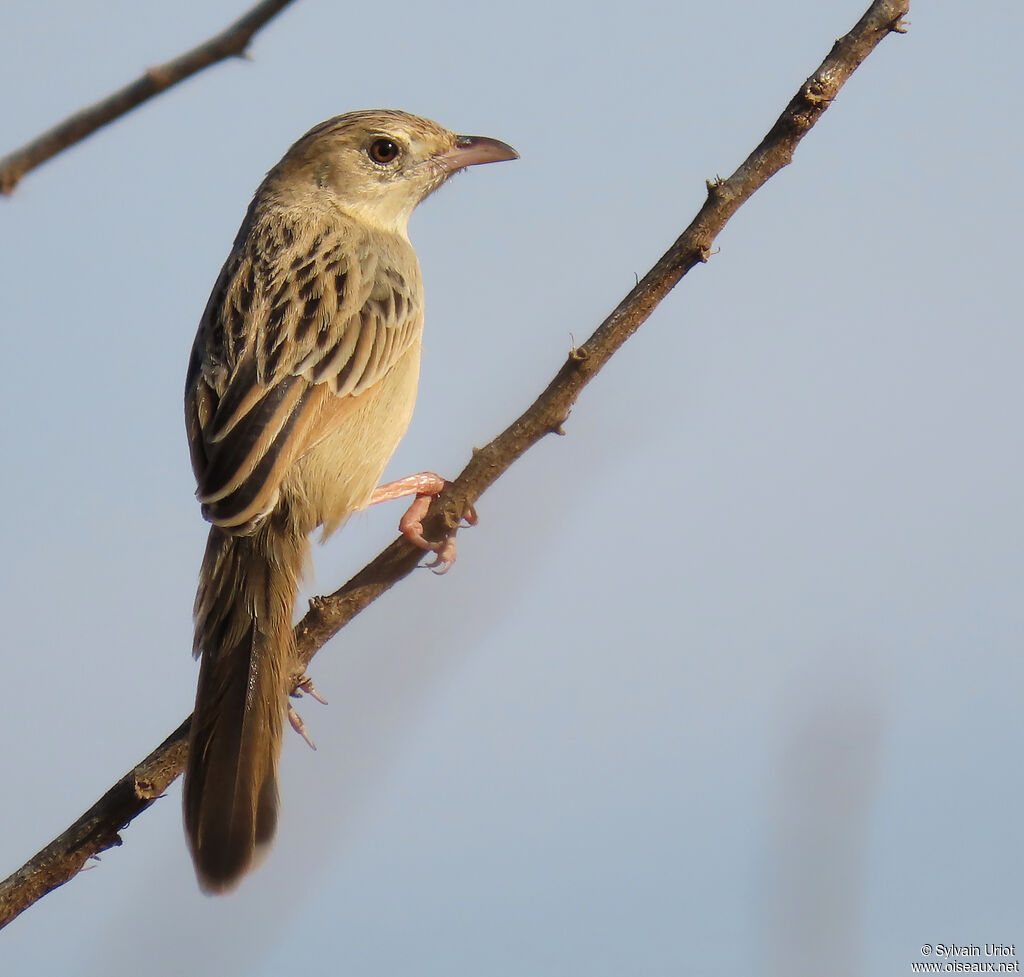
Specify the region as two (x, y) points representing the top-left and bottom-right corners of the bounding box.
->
(287, 674), (328, 751)
(366, 472), (477, 573)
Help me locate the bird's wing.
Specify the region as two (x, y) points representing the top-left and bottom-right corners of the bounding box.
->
(185, 217), (422, 532)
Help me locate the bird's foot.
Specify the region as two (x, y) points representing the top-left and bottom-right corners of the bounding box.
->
(288, 674), (328, 750)
(368, 472), (477, 574)
(292, 674), (328, 705)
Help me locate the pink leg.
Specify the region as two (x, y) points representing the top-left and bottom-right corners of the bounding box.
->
(365, 471), (477, 573)
(288, 674), (328, 751)
(368, 472), (447, 506)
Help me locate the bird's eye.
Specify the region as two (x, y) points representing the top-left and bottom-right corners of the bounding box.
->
(368, 138), (401, 164)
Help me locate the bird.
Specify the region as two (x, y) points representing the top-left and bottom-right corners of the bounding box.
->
(182, 109), (517, 893)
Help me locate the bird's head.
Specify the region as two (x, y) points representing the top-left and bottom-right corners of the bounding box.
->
(265, 109), (518, 235)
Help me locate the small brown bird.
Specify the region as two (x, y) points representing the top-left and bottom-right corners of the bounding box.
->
(183, 109), (517, 893)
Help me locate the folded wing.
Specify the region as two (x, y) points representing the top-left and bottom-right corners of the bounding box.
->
(185, 217), (422, 534)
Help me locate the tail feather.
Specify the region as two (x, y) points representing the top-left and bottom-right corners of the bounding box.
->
(183, 519), (306, 893)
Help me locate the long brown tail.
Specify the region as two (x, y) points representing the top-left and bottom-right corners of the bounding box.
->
(183, 516), (307, 893)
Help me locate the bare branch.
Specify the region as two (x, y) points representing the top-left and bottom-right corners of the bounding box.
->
(0, 0), (300, 195)
(0, 0), (909, 929)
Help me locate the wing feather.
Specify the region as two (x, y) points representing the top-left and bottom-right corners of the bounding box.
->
(186, 212), (422, 534)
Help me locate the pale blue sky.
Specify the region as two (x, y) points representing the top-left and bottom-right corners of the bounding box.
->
(2, 1), (1022, 974)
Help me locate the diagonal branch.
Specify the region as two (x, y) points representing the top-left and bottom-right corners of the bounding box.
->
(0, 0), (301, 195)
(0, 0), (910, 929)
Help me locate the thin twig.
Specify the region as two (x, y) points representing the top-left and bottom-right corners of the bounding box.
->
(0, 0), (300, 195)
(0, 0), (909, 929)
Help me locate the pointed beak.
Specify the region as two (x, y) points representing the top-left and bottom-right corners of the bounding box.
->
(438, 134), (519, 173)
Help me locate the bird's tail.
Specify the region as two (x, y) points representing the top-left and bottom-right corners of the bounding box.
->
(183, 516), (307, 893)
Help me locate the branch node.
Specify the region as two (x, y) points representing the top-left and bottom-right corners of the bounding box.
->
(441, 498), (470, 531)
(134, 777), (159, 801)
(803, 81), (832, 107)
(144, 65), (174, 88)
(892, 16), (909, 33)
(569, 345), (589, 362)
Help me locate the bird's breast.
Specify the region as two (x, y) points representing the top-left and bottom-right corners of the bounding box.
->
(282, 338), (422, 538)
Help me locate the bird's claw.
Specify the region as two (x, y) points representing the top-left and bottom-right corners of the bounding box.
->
(291, 674), (328, 705)
(424, 536), (459, 575)
(288, 674), (327, 750)
(397, 493), (434, 550)
(397, 490), (477, 573)
(288, 704), (318, 751)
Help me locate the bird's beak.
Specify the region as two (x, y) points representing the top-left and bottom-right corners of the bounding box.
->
(438, 135), (519, 173)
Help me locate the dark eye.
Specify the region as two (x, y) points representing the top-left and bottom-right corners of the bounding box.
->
(368, 138), (401, 164)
